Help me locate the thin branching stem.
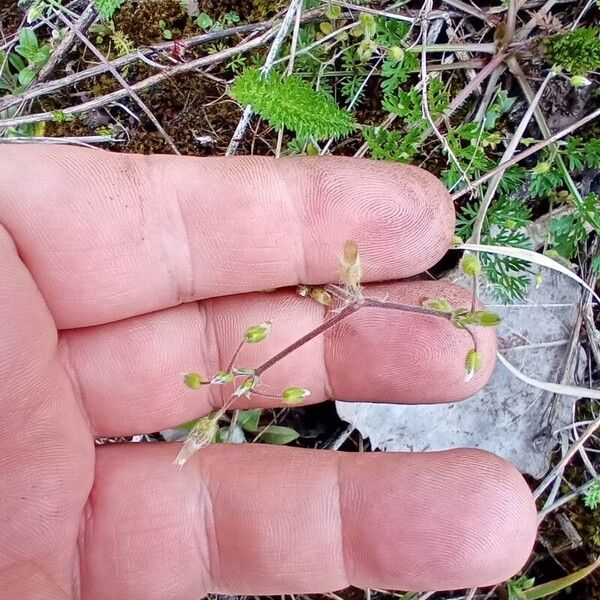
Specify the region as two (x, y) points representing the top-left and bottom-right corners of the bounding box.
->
(254, 298), (455, 377)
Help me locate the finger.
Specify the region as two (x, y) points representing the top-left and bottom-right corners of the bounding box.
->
(0, 145), (453, 329)
(81, 444), (536, 599)
(0, 225), (93, 596)
(60, 280), (496, 437)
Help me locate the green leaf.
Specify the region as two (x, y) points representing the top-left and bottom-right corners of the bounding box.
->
(18, 67), (36, 87)
(230, 68), (355, 140)
(470, 311), (503, 327)
(93, 0), (125, 20)
(260, 425), (300, 445)
(196, 12), (213, 29)
(18, 28), (38, 56)
(9, 53), (27, 72)
(518, 557), (600, 599)
(162, 29), (173, 40)
(238, 409), (261, 432)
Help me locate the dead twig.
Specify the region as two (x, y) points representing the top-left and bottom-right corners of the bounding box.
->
(451, 106), (600, 200)
(0, 21), (272, 114)
(37, 2), (98, 82)
(54, 10), (180, 154)
(0, 27), (277, 130)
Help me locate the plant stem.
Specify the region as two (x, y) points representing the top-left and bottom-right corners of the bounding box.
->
(226, 340), (245, 372)
(254, 303), (360, 376)
(254, 298), (454, 377)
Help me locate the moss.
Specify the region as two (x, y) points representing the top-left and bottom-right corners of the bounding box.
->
(0, 0), (23, 38)
(544, 27), (600, 75)
(115, 0), (187, 45)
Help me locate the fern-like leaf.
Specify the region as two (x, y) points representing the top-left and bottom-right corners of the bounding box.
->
(93, 0), (125, 20)
(230, 68), (355, 140)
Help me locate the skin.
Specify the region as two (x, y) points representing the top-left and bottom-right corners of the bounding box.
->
(0, 145), (537, 600)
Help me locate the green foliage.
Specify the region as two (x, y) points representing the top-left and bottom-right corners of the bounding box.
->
(0, 28), (51, 92)
(230, 68), (355, 140)
(196, 12), (213, 30)
(366, 69), (448, 164)
(259, 425), (300, 445)
(237, 409), (261, 433)
(508, 559), (600, 599)
(507, 575), (536, 600)
(529, 138), (600, 199)
(363, 127), (422, 163)
(457, 197), (533, 302)
(158, 19), (173, 40)
(93, 0), (125, 20)
(585, 479), (600, 510)
(545, 27), (600, 75)
(380, 52), (419, 99)
(550, 193), (600, 260)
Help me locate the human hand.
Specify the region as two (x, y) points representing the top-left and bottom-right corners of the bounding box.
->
(0, 145), (536, 600)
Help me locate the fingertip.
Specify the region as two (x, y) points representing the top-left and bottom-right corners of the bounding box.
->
(327, 280), (497, 404)
(341, 448), (536, 591)
(295, 157), (455, 280)
(462, 449), (537, 582)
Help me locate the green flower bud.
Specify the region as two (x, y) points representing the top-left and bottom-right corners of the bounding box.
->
(422, 298), (453, 313)
(183, 372), (205, 389)
(569, 75), (591, 88)
(464, 349), (482, 382)
(357, 39), (376, 62)
(535, 272), (543, 288)
(211, 371), (234, 385)
(532, 161), (551, 175)
(233, 377), (258, 397)
(282, 387), (311, 405)
(232, 367), (255, 376)
(388, 46), (404, 61)
(460, 253), (481, 277)
(351, 25), (364, 37)
(358, 12), (376, 36)
(306, 143), (319, 156)
(320, 21), (333, 35)
(244, 321), (271, 343)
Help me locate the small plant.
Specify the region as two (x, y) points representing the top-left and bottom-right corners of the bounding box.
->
(230, 68), (356, 139)
(195, 12), (213, 30)
(549, 192), (600, 261)
(506, 558), (600, 599)
(175, 241), (501, 467)
(222, 10), (240, 26)
(92, 0), (125, 20)
(545, 26), (600, 75)
(457, 196), (533, 302)
(584, 479), (600, 509)
(158, 19), (174, 40)
(0, 28), (51, 92)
